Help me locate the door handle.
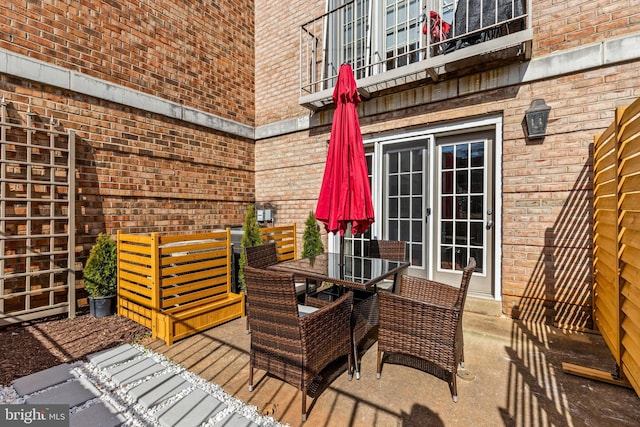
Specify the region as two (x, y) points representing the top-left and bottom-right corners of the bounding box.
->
(486, 220), (494, 230)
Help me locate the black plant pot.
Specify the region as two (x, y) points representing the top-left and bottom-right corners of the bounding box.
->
(89, 295), (116, 318)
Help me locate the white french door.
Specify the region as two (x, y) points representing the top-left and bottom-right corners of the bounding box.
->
(432, 131), (494, 294)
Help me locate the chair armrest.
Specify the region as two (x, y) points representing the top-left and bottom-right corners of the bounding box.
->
(300, 291), (353, 372)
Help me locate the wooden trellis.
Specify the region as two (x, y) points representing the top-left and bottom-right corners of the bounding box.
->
(0, 98), (75, 325)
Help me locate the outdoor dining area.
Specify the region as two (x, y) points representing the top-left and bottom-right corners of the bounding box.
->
(241, 238), (475, 421)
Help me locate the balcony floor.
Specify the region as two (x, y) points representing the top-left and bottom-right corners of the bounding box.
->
(142, 311), (640, 426)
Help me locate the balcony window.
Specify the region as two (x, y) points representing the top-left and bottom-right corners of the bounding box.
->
(300, 0), (531, 109)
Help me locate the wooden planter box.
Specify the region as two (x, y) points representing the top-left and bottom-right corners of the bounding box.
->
(117, 229), (244, 346)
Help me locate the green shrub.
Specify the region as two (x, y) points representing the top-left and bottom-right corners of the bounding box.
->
(239, 204), (262, 291)
(302, 211), (323, 258)
(83, 233), (117, 298)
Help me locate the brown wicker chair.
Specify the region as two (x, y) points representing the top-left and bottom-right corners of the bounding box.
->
(376, 258), (476, 402)
(245, 242), (279, 269)
(368, 239), (407, 292)
(368, 239), (407, 261)
(244, 266), (353, 421)
(243, 243), (279, 332)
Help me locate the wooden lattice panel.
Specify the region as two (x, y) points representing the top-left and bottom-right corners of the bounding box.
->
(0, 100), (75, 325)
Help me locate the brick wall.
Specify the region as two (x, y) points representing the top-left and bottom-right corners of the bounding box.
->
(255, 0), (324, 126)
(1, 0), (255, 125)
(0, 76), (254, 300)
(532, 0), (640, 55)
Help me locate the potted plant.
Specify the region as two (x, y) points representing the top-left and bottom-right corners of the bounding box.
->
(83, 232), (118, 317)
(238, 204), (262, 291)
(302, 211), (323, 259)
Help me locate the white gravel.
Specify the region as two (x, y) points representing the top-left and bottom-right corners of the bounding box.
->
(1, 344), (287, 427)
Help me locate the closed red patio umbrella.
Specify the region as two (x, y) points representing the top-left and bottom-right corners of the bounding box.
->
(315, 64), (374, 258)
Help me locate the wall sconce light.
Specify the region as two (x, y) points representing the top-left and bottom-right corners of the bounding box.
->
(525, 99), (551, 139)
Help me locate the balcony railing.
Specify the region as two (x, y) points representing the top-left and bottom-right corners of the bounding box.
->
(299, 0), (532, 110)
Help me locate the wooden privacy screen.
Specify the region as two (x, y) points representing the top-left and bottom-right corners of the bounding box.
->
(260, 224), (297, 262)
(117, 229), (244, 346)
(590, 97), (640, 396)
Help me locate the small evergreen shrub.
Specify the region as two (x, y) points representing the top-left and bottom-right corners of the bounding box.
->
(302, 211), (323, 258)
(83, 233), (117, 298)
(239, 204), (262, 290)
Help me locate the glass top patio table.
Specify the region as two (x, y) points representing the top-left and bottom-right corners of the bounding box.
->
(268, 252), (410, 291)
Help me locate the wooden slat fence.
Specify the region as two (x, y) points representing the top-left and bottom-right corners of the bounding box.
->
(117, 229), (244, 346)
(592, 97), (640, 396)
(260, 224), (297, 262)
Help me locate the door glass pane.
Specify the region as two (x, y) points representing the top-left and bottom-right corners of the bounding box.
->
(455, 196), (467, 219)
(442, 195), (453, 219)
(400, 197), (410, 216)
(471, 169), (483, 193)
(412, 172), (422, 194)
(400, 220), (410, 241)
(456, 144), (468, 168)
(400, 150), (411, 172)
(456, 170), (468, 193)
(455, 221), (467, 245)
(389, 175), (398, 196)
(411, 243), (422, 266)
(400, 175), (411, 195)
(441, 246), (452, 269)
(455, 247), (468, 271)
(389, 221), (399, 239)
(470, 195), (483, 219)
(442, 221), (453, 244)
(470, 247), (484, 271)
(389, 152), (398, 173)
(411, 196), (422, 217)
(471, 142), (484, 167)
(389, 198), (398, 217)
(442, 171), (453, 194)
(439, 140), (485, 273)
(442, 146), (454, 168)
(411, 220), (422, 241)
(470, 222), (483, 245)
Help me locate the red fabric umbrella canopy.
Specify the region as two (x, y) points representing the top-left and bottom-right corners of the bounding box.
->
(315, 64), (375, 236)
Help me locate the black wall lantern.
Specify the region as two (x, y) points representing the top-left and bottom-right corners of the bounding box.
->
(525, 99), (551, 138)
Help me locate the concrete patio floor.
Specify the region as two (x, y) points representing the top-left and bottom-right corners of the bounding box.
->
(141, 310), (640, 427)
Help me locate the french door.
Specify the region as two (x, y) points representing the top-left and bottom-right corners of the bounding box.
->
(431, 131), (494, 294)
(377, 130), (495, 295)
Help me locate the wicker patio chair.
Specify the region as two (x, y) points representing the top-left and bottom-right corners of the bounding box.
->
(244, 266), (353, 422)
(376, 258), (476, 402)
(368, 239), (408, 292)
(243, 243), (279, 332)
(369, 239), (407, 261)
